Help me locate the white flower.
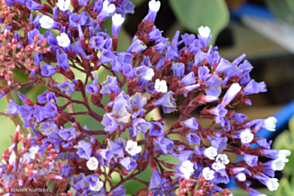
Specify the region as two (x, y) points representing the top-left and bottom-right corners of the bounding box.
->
(142, 68), (154, 80)
(204, 147), (217, 160)
(112, 14), (125, 27)
(149, 0), (161, 12)
(155, 79), (167, 93)
(56, 0), (70, 11)
(125, 140), (142, 156)
(264, 117), (277, 131)
(202, 167), (215, 180)
(103, 0), (115, 14)
(90, 177), (104, 191)
(240, 129), (254, 144)
(2, 151), (16, 165)
(86, 157), (99, 171)
(215, 154), (230, 165)
(271, 159), (285, 171)
(278, 149), (291, 162)
(179, 160), (194, 179)
(57, 33), (71, 47)
(39, 15), (54, 29)
(198, 26), (211, 38)
(236, 173), (246, 181)
(28, 146), (39, 159)
(266, 178), (279, 191)
(212, 162), (225, 171)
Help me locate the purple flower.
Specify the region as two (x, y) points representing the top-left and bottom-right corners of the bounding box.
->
(41, 64), (57, 77)
(71, 173), (86, 191)
(211, 104), (227, 125)
(55, 81), (76, 94)
(100, 149), (113, 161)
(233, 113), (247, 123)
(72, 39), (86, 58)
(56, 48), (70, 70)
(120, 157), (137, 172)
(131, 118), (151, 137)
(59, 127), (78, 141)
(183, 118), (198, 130)
(186, 132), (200, 145)
(86, 175), (99, 187)
(243, 153), (258, 167)
(149, 122), (164, 136)
(107, 138), (125, 159)
(28, 28), (42, 45)
(149, 169), (161, 189)
(211, 136), (228, 154)
(100, 76), (120, 95)
(5, 100), (19, 114)
(74, 141), (92, 160)
(154, 137), (174, 154)
(242, 79), (267, 95)
(180, 72), (196, 87)
(214, 169), (229, 184)
(160, 178), (170, 192)
(154, 91), (177, 113)
(205, 75), (222, 97)
(101, 113), (119, 132)
(78, 0), (88, 6)
(89, 32), (112, 50)
(26, 0), (41, 10)
(109, 185), (127, 196)
(127, 36), (147, 54)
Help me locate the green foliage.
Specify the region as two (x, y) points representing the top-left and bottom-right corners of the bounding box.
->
(271, 115), (294, 195)
(168, 0), (229, 44)
(266, 0), (294, 25)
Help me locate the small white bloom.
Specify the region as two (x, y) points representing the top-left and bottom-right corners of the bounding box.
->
(28, 146), (39, 159)
(56, 0), (70, 11)
(155, 79), (167, 93)
(149, 0), (161, 12)
(271, 159), (285, 171)
(198, 26), (211, 38)
(236, 173), (246, 181)
(215, 154), (230, 165)
(278, 149), (291, 162)
(204, 147), (217, 160)
(142, 68), (154, 80)
(125, 140), (142, 156)
(212, 162), (225, 171)
(2, 151), (16, 165)
(39, 15), (54, 29)
(86, 157), (99, 171)
(103, 0), (115, 14)
(179, 160), (195, 179)
(112, 14), (125, 27)
(266, 178), (279, 191)
(264, 117), (277, 131)
(240, 129), (254, 144)
(90, 177), (104, 191)
(202, 167), (215, 180)
(57, 33), (71, 47)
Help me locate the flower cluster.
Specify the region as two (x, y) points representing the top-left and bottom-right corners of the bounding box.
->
(0, 0), (290, 195)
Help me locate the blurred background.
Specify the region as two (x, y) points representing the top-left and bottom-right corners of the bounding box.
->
(2, 0), (294, 195)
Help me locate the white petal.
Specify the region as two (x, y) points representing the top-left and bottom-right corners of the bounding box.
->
(198, 26), (211, 38)
(112, 14), (125, 26)
(149, 0), (161, 12)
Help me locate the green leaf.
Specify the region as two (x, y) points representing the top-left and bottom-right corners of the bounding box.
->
(131, 0), (145, 6)
(266, 0), (294, 25)
(168, 0), (229, 44)
(286, 0), (294, 14)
